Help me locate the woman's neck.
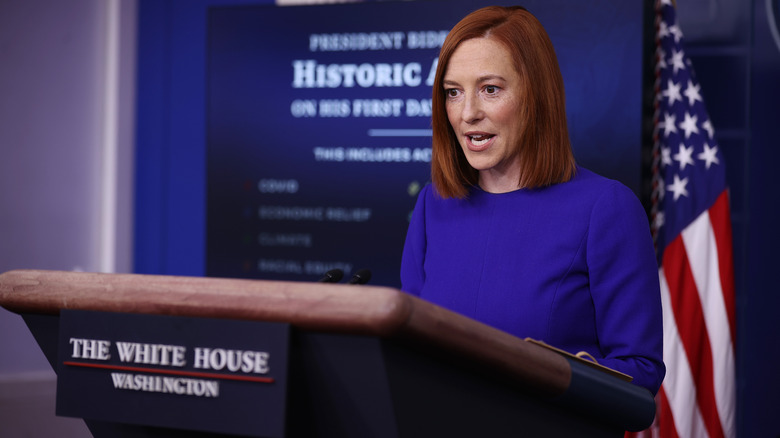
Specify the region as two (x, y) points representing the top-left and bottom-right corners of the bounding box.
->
(478, 170), (523, 193)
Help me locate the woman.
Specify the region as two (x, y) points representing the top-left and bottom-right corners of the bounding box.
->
(400, 6), (665, 395)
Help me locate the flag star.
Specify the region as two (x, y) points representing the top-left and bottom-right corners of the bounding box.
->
(662, 79), (683, 106)
(667, 174), (689, 201)
(683, 80), (703, 106)
(673, 143), (695, 170)
(661, 145), (673, 167)
(653, 211), (665, 230)
(702, 119), (715, 139)
(678, 112), (699, 138)
(669, 49), (686, 75)
(654, 177), (666, 202)
(662, 112), (678, 137)
(656, 47), (668, 70)
(658, 21), (670, 39)
(698, 143), (720, 169)
(669, 24), (683, 43)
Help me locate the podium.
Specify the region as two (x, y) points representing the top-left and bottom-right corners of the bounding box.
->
(0, 269), (655, 437)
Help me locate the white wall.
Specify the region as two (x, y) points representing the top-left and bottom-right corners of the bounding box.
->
(0, 0), (136, 435)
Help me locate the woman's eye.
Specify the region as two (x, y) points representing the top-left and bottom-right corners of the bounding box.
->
(485, 85), (499, 94)
(445, 89), (460, 98)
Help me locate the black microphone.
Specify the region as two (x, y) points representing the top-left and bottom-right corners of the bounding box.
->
(347, 269), (372, 285)
(318, 268), (344, 283)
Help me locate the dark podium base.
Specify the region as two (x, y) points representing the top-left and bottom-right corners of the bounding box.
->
(24, 313), (623, 438)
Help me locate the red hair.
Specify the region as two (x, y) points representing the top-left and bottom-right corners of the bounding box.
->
(431, 6), (576, 199)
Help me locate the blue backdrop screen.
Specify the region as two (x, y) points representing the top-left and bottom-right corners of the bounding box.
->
(205, 0), (644, 287)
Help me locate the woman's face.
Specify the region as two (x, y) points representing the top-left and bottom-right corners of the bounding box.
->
(443, 37), (524, 191)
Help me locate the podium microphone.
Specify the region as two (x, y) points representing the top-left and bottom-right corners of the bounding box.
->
(318, 268), (344, 283)
(347, 269), (372, 285)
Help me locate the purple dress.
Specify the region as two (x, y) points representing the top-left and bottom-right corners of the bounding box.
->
(401, 167), (665, 394)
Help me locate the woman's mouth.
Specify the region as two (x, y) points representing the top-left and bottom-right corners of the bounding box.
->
(466, 133), (495, 150)
(470, 134), (492, 146)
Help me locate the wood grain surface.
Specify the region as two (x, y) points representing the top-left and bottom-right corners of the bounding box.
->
(0, 269), (571, 395)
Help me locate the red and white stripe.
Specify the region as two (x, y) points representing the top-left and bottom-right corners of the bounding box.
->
(657, 189), (736, 438)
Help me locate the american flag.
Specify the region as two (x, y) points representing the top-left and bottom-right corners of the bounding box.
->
(646, 0), (737, 437)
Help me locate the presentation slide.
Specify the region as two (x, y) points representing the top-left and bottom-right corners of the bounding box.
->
(205, 0), (644, 287)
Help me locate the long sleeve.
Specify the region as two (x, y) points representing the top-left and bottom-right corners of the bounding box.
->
(585, 181), (666, 394)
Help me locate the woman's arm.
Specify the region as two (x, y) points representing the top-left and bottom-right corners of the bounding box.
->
(587, 182), (666, 395)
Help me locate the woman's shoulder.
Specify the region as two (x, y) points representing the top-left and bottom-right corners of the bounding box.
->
(533, 167), (643, 221)
(416, 182), (441, 205)
(413, 182), (454, 210)
(566, 167), (638, 200)
(570, 166), (622, 188)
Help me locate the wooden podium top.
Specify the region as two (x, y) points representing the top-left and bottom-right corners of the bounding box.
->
(0, 269), (571, 396)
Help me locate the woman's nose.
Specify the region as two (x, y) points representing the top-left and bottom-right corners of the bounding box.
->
(462, 93), (484, 123)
